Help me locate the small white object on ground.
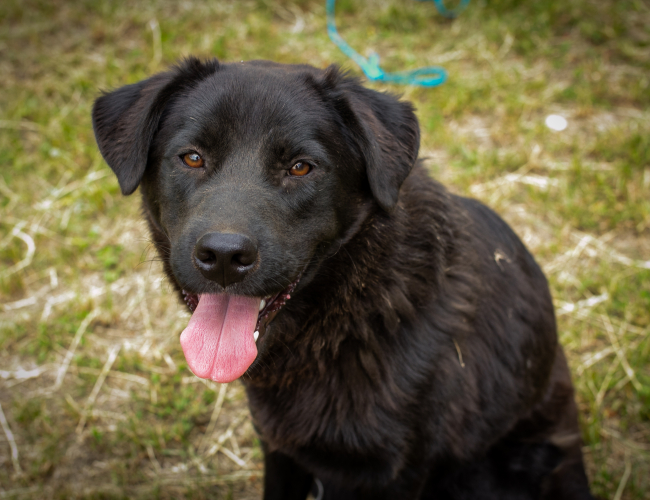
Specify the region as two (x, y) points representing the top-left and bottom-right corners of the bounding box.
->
(545, 114), (568, 131)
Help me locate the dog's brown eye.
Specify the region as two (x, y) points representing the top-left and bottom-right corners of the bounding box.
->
(289, 162), (311, 177)
(183, 152), (204, 168)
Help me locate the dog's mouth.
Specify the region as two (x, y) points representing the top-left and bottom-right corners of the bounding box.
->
(179, 276), (300, 383)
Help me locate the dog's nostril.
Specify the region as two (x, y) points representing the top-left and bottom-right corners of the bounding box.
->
(196, 248), (217, 263)
(232, 251), (255, 267)
(194, 232), (258, 287)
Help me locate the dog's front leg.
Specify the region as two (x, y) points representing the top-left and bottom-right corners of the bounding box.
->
(262, 443), (314, 500)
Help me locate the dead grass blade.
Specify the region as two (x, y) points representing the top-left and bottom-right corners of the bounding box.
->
(76, 343), (122, 435)
(203, 409), (249, 459)
(46, 309), (100, 394)
(601, 315), (643, 392)
(613, 449), (632, 500)
(198, 382), (228, 456)
(0, 224), (35, 279)
(0, 401), (23, 476)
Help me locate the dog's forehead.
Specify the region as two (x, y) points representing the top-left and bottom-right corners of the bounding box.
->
(185, 64), (324, 127)
(163, 64), (336, 158)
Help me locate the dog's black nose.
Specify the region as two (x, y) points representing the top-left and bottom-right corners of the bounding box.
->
(194, 232), (258, 287)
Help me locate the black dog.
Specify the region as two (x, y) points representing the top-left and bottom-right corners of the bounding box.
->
(92, 58), (595, 499)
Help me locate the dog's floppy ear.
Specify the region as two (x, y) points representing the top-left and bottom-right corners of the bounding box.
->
(321, 67), (420, 212)
(92, 57), (220, 195)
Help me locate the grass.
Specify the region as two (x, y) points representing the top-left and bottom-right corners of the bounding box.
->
(0, 0), (649, 498)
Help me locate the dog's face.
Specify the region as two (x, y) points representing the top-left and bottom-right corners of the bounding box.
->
(92, 58), (419, 383)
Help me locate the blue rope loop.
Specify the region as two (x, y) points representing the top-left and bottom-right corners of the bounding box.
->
(326, 0), (469, 87)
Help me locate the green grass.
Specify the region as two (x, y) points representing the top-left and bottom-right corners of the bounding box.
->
(1, 0), (649, 498)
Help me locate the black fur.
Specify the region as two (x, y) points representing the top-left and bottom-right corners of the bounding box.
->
(92, 57), (595, 499)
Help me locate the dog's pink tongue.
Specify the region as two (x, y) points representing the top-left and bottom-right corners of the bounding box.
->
(180, 294), (259, 383)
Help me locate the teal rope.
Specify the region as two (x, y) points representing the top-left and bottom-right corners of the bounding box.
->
(326, 0), (470, 87)
(430, 0), (470, 19)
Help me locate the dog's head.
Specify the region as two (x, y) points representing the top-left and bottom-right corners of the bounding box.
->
(92, 57), (419, 382)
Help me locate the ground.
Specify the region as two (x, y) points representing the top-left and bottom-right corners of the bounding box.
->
(0, 0), (649, 498)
